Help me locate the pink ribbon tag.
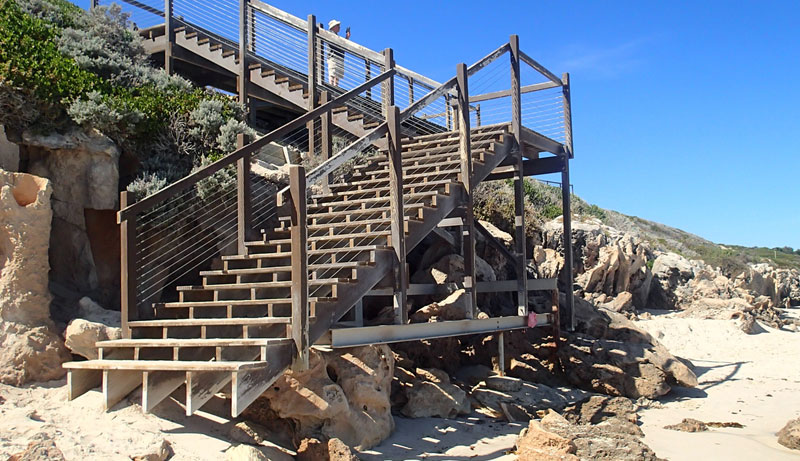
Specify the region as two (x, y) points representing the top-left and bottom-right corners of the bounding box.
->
(527, 312), (538, 328)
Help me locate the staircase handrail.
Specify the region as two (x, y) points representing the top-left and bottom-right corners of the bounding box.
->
(117, 68), (395, 222)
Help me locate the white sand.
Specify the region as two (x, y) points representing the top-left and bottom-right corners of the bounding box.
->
(635, 310), (800, 460)
(0, 383), (237, 460)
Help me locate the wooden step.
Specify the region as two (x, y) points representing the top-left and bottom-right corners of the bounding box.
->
(97, 338), (291, 348)
(200, 261), (368, 277)
(130, 318), (291, 328)
(63, 360), (268, 372)
(178, 278), (351, 292)
(246, 231), (393, 247)
(307, 191), (440, 211)
(279, 203), (427, 222)
(326, 178), (455, 194)
(160, 297), (329, 308)
(222, 244), (385, 261)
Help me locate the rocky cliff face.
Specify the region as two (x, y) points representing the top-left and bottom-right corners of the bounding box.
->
(535, 217), (799, 330)
(0, 170), (70, 385)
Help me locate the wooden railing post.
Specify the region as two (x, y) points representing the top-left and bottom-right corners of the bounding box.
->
(561, 72), (575, 331)
(387, 105), (407, 324)
(289, 165), (309, 370)
(90, 0), (98, 9)
(307, 15), (318, 160)
(320, 91), (332, 193)
(237, 133), (252, 254)
(456, 62), (477, 319)
(239, 0), (252, 123)
(509, 34), (528, 316)
(119, 191), (136, 339)
(164, 0), (173, 74)
(365, 59), (372, 99)
(382, 48), (395, 118)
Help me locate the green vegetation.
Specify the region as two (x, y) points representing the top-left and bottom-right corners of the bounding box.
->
(0, 0), (253, 197)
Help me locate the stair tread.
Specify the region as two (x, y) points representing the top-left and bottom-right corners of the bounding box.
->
(246, 231), (392, 247)
(130, 318), (292, 327)
(97, 338), (291, 348)
(223, 245), (387, 260)
(161, 297), (328, 308)
(200, 261), (367, 276)
(63, 359), (269, 371)
(178, 278), (351, 291)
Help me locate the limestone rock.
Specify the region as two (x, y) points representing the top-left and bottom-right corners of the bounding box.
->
(538, 410), (661, 460)
(225, 444), (294, 461)
(601, 291), (634, 313)
(131, 440), (173, 461)
(515, 419), (579, 461)
(664, 418), (708, 432)
(410, 289), (470, 323)
(260, 345), (394, 450)
(296, 437), (360, 461)
(485, 375), (523, 392)
(0, 170), (70, 385)
(411, 253), (496, 285)
(778, 418), (800, 450)
(472, 380), (588, 421)
(399, 367), (470, 418)
(0, 125), (19, 172)
(64, 318), (121, 359)
(23, 128), (121, 308)
(563, 395), (638, 426)
(8, 433), (65, 461)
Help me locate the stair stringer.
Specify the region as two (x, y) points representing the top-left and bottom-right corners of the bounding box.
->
(308, 133), (518, 344)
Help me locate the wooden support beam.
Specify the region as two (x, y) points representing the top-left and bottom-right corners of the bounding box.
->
(469, 81), (562, 104)
(561, 153), (575, 331)
(185, 370), (229, 416)
(320, 91), (332, 193)
(382, 48), (395, 118)
(239, 0), (251, 123)
(510, 35), (528, 316)
(230, 342), (292, 417)
(456, 62), (477, 319)
(289, 165), (309, 369)
(236, 134), (252, 254)
(487, 156), (565, 180)
(142, 370), (185, 413)
(164, 0), (173, 74)
(387, 106), (407, 325)
(67, 369), (101, 401)
(307, 14), (317, 160)
(103, 370), (141, 410)
(120, 191), (135, 338)
(562, 72), (574, 158)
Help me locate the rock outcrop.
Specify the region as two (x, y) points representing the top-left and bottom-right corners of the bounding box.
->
(778, 418), (800, 450)
(7, 433), (65, 461)
(63, 297), (122, 359)
(256, 345), (394, 450)
(23, 128), (121, 311)
(558, 298), (697, 399)
(0, 170), (70, 385)
(395, 367), (470, 418)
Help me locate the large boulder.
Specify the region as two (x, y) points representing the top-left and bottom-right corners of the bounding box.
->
(778, 418), (800, 450)
(471, 379), (588, 421)
(63, 297), (122, 359)
(411, 253), (496, 285)
(515, 419), (579, 461)
(0, 170), (70, 385)
(398, 367), (470, 418)
(296, 437), (360, 461)
(558, 297), (696, 399)
(258, 345), (394, 450)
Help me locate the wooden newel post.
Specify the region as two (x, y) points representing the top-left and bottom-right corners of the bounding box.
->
(90, 0), (98, 9)
(164, 0), (173, 75)
(561, 72), (575, 331)
(239, 0), (252, 123)
(119, 191), (137, 339)
(387, 106), (407, 324)
(509, 34), (528, 316)
(237, 133), (253, 254)
(320, 91), (333, 193)
(456, 62), (477, 319)
(382, 48), (395, 118)
(289, 165), (309, 370)
(307, 15), (318, 160)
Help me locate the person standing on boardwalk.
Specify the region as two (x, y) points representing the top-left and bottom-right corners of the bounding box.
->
(327, 19), (349, 86)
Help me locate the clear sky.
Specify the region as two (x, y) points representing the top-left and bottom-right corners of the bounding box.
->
(77, 0), (800, 248)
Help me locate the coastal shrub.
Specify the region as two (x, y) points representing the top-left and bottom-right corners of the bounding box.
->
(0, 0), (253, 200)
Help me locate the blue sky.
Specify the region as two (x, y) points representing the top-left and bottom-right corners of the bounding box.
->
(78, 1), (800, 248)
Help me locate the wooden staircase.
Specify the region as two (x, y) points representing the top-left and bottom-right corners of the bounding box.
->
(63, 124), (518, 416)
